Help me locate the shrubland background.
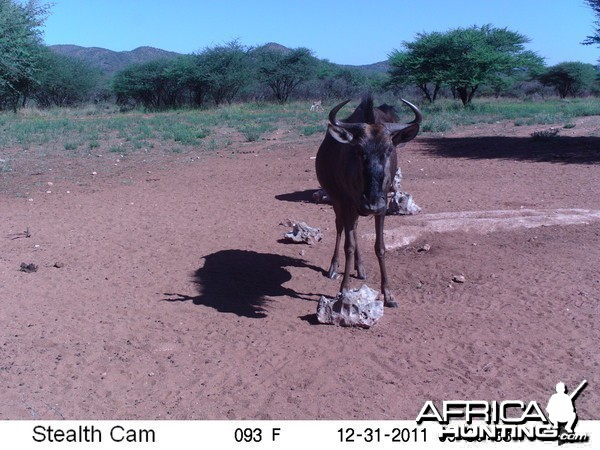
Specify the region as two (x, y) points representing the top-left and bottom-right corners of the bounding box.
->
(1, 0), (599, 148)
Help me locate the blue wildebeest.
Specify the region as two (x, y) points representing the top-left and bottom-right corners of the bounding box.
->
(315, 95), (422, 307)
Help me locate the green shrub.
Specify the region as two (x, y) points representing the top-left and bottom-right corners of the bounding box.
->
(238, 122), (276, 142)
(422, 116), (452, 132)
(300, 124), (323, 136)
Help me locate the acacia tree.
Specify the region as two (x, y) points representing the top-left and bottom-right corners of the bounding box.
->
(33, 49), (100, 107)
(539, 62), (598, 98)
(112, 43), (254, 110)
(163, 55), (206, 107)
(0, 0), (49, 111)
(389, 25), (544, 106)
(310, 60), (370, 99)
(195, 41), (252, 105)
(389, 31), (449, 102)
(254, 47), (318, 103)
(113, 59), (184, 109)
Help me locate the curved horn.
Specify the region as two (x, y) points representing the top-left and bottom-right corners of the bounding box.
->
(328, 99), (351, 126)
(384, 98), (422, 134)
(400, 98), (422, 125)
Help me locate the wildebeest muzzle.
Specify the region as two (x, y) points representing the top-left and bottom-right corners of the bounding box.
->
(358, 194), (387, 216)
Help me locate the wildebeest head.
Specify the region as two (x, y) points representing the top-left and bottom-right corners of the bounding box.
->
(327, 97), (422, 216)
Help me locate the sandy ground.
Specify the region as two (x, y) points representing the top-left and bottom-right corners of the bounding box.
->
(1, 114), (599, 420)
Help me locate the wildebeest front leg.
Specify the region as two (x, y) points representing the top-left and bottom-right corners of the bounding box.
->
(353, 228), (367, 280)
(375, 214), (397, 307)
(327, 205), (344, 279)
(340, 213), (359, 293)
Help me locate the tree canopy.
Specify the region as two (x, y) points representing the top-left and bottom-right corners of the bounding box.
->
(113, 58), (184, 109)
(539, 62), (598, 98)
(0, 0), (49, 110)
(254, 47), (318, 103)
(195, 41), (252, 105)
(582, 0), (600, 46)
(31, 48), (100, 107)
(389, 25), (544, 106)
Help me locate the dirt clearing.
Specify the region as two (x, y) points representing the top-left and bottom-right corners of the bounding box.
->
(1, 117), (598, 420)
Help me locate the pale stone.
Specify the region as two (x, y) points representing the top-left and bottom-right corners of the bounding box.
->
(388, 192), (421, 215)
(388, 168), (421, 215)
(418, 243), (431, 252)
(452, 275), (466, 283)
(282, 220), (322, 245)
(317, 285), (384, 328)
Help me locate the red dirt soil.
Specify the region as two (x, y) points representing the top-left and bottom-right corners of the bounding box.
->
(1, 116), (599, 420)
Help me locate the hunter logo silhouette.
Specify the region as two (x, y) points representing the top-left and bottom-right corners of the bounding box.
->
(546, 380), (587, 434)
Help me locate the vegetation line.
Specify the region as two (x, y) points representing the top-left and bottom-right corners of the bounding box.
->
(1, 98), (599, 154)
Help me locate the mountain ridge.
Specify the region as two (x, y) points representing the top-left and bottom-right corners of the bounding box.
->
(49, 45), (181, 74)
(49, 43), (389, 75)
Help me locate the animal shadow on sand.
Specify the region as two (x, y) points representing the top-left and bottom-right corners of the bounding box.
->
(275, 189), (319, 203)
(163, 249), (323, 318)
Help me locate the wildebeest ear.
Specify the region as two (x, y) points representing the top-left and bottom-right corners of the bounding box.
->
(328, 124), (356, 144)
(389, 123), (420, 146)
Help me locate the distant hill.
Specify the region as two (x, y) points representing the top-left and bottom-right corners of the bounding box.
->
(349, 60), (389, 74)
(49, 43), (388, 76)
(49, 45), (181, 75)
(256, 42), (389, 74)
(258, 42), (293, 53)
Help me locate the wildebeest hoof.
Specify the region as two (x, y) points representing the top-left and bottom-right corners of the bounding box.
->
(384, 293), (398, 308)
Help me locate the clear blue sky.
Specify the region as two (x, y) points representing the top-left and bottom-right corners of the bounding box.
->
(42, 0), (599, 66)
